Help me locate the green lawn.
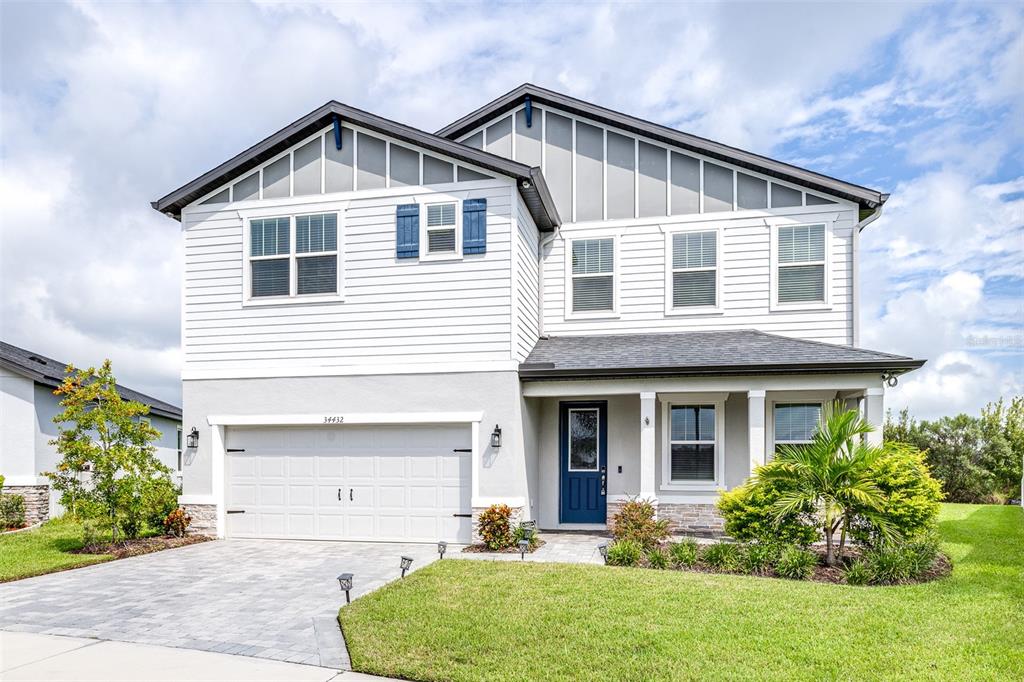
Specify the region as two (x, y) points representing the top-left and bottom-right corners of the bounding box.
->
(0, 518), (114, 582)
(339, 504), (1023, 681)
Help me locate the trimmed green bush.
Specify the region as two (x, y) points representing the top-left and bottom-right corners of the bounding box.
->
(701, 542), (742, 572)
(842, 559), (874, 586)
(645, 547), (670, 570)
(609, 498), (670, 550)
(863, 545), (914, 585)
(903, 533), (940, 576)
(0, 494), (26, 529)
(606, 539), (643, 567)
(717, 476), (818, 547)
(669, 539), (699, 568)
(741, 542), (780, 575)
(775, 545), (817, 580)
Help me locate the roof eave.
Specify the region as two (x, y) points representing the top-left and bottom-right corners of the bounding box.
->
(437, 83), (887, 211)
(518, 359), (926, 381)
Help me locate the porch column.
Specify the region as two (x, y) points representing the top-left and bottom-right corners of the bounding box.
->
(639, 392), (657, 500)
(864, 387), (885, 446)
(748, 390), (766, 474)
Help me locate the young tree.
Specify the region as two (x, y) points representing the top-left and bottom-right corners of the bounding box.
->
(757, 402), (894, 566)
(45, 361), (173, 542)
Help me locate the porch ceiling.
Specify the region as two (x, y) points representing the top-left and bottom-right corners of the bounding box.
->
(519, 330), (924, 380)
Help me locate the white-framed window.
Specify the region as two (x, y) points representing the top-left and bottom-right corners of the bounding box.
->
(569, 237), (615, 314)
(667, 229), (718, 311)
(176, 426), (183, 472)
(246, 212), (341, 302)
(567, 408), (600, 471)
(773, 403), (823, 449)
(774, 223), (827, 305)
(661, 395), (725, 489)
(421, 201), (460, 259)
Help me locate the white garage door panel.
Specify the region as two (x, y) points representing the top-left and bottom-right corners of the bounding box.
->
(225, 424), (472, 542)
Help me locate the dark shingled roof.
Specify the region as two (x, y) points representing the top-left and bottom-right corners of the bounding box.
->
(519, 330), (924, 379)
(0, 341), (182, 420)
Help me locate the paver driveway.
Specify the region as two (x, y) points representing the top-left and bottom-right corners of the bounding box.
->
(0, 539), (442, 668)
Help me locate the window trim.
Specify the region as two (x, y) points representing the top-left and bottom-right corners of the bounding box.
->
(566, 407), (601, 472)
(419, 199), (463, 261)
(241, 211), (344, 306)
(660, 394), (726, 491)
(769, 400), (825, 455)
(664, 226), (724, 316)
(769, 220), (833, 312)
(565, 235), (619, 319)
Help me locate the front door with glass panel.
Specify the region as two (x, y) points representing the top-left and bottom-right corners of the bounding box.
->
(559, 402), (607, 523)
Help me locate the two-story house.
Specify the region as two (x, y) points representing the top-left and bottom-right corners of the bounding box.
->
(153, 84), (923, 541)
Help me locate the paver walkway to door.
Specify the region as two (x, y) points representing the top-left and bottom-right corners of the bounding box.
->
(0, 539), (441, 668)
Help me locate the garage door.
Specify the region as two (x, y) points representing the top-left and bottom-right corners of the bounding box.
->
(225, 424), (472, 542)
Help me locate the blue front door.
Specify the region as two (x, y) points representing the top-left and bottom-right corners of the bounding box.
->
(559, 401), (607, 523)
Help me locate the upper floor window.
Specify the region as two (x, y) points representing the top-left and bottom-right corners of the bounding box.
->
(776, 224), (826, 304)
(571, 238), (615, 313)
(774, 403), (822, 449)
(248, 213), (339, 301)
(670, 230), (717, 310)
(424, 202), (458, 256)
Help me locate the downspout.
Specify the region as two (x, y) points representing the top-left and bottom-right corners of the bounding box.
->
(852, 203), (885, 348)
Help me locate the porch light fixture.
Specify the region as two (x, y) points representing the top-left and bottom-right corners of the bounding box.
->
(598, 544), (608, 564)
(518, 539), (529, 560)
(490, 424), (502, 449)
(437, 541), (448, 559)
(337, 573), (354, 604)
(400, 556), (413, 578)
(186, 427), (199, 449)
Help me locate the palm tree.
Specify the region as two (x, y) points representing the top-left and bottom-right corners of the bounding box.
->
(757, 401), (894, 566)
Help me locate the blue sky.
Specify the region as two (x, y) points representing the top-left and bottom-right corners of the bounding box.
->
(1, 1), (1021, 419)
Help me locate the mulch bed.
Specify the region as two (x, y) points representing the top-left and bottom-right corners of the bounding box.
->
(462, 539), (547, 554)
(71, 534), (212, 559)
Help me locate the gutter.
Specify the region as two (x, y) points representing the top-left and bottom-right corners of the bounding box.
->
(518, 359), (926, 381)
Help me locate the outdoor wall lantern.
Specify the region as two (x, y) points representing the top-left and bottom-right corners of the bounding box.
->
(186, 427), (199, 449)
(437, 541), (448, 559)
(337, 573), (354, 604)
(598, 544), (608, 564)
(400, 556), (414, 578)
(490, 424), (502, 449)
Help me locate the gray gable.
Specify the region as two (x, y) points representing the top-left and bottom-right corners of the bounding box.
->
(0, 341), (181, 420)
(520, 330), (924, 379)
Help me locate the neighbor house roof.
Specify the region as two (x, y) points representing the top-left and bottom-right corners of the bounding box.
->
(0, 341), (182, 420)
(519, 330), (924, 379)
(152, 101), (561, 230)
(437, 83), (888, 212)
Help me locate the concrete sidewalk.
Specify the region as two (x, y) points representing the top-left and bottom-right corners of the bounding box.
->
(0, 632), (398, 682)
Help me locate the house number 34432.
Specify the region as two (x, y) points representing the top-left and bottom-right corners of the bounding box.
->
(323, 416), (345, 424)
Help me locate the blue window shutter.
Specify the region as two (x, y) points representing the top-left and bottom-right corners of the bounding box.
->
(396, 204), (419, 258)
(463, 198), (487, 254)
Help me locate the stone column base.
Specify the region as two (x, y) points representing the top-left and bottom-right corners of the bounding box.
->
(658, 503), (725, 538)
(470, 505), (524, 544)
(4, 485), (50, 525)
(181, 503), (218, 537)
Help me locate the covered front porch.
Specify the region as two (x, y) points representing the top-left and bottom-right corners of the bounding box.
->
(522, 374), (887, 534)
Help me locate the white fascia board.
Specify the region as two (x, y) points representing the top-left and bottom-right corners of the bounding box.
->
(520, 373), (885, 397)
(207, 412), (485, 427)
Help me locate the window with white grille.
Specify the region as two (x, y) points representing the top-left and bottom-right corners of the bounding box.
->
(248, 213), (339, 300)
(425, 202), (457, 255)
(571, 238), (615, 313)
(776, 224), (826, 303)
(670, 230), (717, 309)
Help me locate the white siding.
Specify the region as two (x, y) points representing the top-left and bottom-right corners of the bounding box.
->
(514, 195), (541, 361)
(543, 207), (857, 345)
(182, 178), (517, 374)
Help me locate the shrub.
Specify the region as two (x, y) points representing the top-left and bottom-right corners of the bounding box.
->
(741, 542), (780, 575)
(848, 443), (942, 548)
(163, 508), (191, 537)
(842, 559), (874, 586)
(701, 542), (742, 572)
(0, 494), (26, 529)
(645, 547), (670, 570)
(903, 533), (940, 576)
(717, 477), (818, 547)
(143, 476), (181, 530)
(609, 498), (670, 550)
(477, 504), (515, 550)
(862, 545), (914, 585)
(775, 545), (818, 580)
(669, 539), (699, 568)
(606, 539), (643, 567)
(512, 522), (541, 550)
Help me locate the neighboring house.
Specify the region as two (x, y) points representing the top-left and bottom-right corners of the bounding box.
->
(153, 83), (923, 542)
(0, 341), (183, 523)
